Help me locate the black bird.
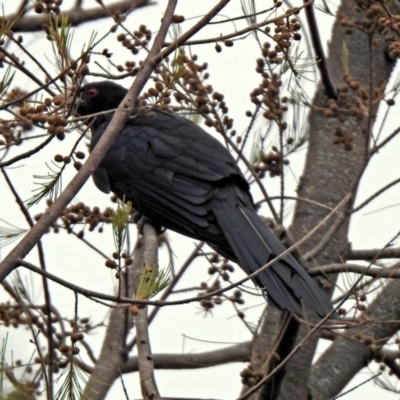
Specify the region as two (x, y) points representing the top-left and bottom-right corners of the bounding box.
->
(76, 81), (333, 317)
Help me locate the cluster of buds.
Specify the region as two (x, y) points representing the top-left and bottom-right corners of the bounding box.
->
(54, 149), (86, 171)
(19, 96), (69, 140)
(159, 52), (237, 140)
(208, 260), (235, 282)
(0, 301), (25, 328)
(0, 119), (32, 146)
(140, 81), (173, 112)
(105, 252), (133, 276)
(240, 363), (265, 387)
(198, 279), (223, 312)
(34, 200), (115, 235)
(116, 24), (152, 56)
(260, 11), (302, 64)
(251, 71), (288, 130)
(255, 148), (289, 178)
(34, 0), (62, 14)
(333, 125), (355, 151)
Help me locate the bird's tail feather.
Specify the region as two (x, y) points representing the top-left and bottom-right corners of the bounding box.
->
(212, 187), (333, 317)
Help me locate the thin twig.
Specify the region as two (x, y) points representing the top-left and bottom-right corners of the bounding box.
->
(370, 126), (400, 155)
(303, 211), (347, 261)
(163, 1), (314, 47)
(126, 242), (204, 351)
(0, 46), (56, 97)
(303, 1), (337, 99)
(352, 176), (400, 213)
(1, 169), (54, 399)
(0, 134), (55, 168)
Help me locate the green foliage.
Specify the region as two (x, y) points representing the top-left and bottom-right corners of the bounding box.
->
(0, 219), (27, 247)
(48, 15), (74, 72)
(0, 65), (15, 101)
(54, 361), (88, 400)
(136, 263), (171, 300)
(25, 161), (63, 208)
(110, 199), (132, 255)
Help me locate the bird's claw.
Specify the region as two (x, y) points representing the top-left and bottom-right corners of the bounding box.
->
(134, 213), (165, 236)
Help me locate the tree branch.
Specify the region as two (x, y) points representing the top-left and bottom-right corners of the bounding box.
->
(8, 0), (155, 32)
(121, 342), (251, 373)
(309, 262), (400, 278)
(348, 247), (400, 260)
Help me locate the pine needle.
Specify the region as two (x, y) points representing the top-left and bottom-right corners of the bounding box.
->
(0, 218), (27, 247)
(136, 263), (171, 300)
(110, 199), (132, 254)
(25, 161), (63, 208)
(54, 360), (88, 400)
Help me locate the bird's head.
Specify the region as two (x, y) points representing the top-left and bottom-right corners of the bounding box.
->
(74, 81), (129, 117)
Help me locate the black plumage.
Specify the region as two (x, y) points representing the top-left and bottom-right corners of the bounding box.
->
(76, 81), (333, 317)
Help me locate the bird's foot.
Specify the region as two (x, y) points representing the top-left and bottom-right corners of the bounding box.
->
(134, 213), (165, 236)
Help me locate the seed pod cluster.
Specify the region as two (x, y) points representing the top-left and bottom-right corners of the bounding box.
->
(255, 149), (287, 178)
(197, 279), (225, 312)
(141, 80), (173, 112)
(116, 24), (152, 58)
(0, 119), (32, 146)
(240, 364), (264, 387)
(17, 94), (70, 141)
(155, 53), (237, 141)
(34, 0), (62, 14)
(251, 71), (288, 127)
(38, 201), (115, 234)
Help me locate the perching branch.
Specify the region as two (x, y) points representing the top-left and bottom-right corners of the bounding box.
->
(134, 223), (161, 400)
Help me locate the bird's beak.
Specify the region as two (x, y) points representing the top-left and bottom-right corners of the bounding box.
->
(67, 93), (84, 116)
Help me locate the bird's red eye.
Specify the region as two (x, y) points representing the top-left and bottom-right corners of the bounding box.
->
(86, 88), (98, 98)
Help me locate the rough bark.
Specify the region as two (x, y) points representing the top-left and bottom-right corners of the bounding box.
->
(309, 279), (400, 398)
(259, 2), (397, 399)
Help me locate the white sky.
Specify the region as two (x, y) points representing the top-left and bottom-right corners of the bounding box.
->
(2, 1), (400, 399)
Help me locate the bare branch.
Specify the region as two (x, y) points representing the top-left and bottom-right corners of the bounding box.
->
(352, 176), (400, 213)
(348, 247), (400, 260)
(303, 211), (347, 261)
(309, 262), (400, 278)
(121, 342), (251, 373)
(8, 0), (155, 32)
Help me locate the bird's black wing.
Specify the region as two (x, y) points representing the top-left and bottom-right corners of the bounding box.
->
(92, 110), (249, 246)
(91, 109), (333, 316)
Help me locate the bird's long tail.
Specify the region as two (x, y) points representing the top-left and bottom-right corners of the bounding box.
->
(212, 186), (333, 317)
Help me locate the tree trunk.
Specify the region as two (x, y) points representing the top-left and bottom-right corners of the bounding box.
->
(256, 2), (397, 399)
